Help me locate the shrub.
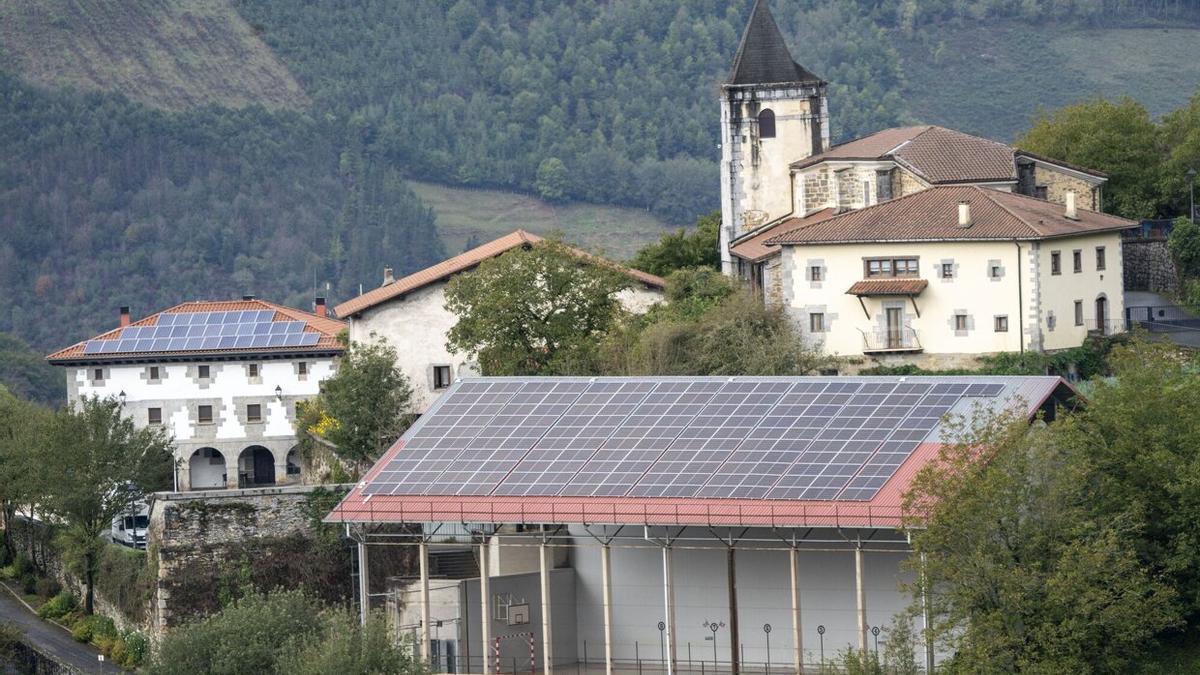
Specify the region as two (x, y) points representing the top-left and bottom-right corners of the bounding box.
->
(19, 573), (36, 595)
(37, 591), (78, 619)
(70, 614), (116, 644)
(11, 554), (32, 578)
(96, 543), (152, 623)
(0, 622), (23, 652)
(34, 577), (60, 600)
(113, 631), (148, 668)
(0, 545), (12, 567)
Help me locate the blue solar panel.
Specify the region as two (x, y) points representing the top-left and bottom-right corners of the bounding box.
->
(362, 376), (1043, 502)
(80, 309), (325, 355)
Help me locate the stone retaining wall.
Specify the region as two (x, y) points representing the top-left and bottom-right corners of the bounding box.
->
(145, 484), (351, 637)
(1123, 238), (1179, 295)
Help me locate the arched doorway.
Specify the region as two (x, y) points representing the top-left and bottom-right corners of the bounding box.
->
(1095, 295), (1108, 335)
(285, 447), (302, 481)
(189, 448), (227, 490)
(238, 446), (276, 488)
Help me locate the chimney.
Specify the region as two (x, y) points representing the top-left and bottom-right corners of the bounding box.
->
(119, 306), (131, 327)
(314, 296), (327, 318)
(242, 294), (256, 301)
(957, 201), (972, 228)
(1065, 191), (1078, 220)
(382, 267), (395, 286)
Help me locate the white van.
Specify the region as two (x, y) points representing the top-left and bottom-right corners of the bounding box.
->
(111, 503), (149, 550)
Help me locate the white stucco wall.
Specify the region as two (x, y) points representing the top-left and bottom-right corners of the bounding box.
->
(67, 356), (335, 489)
(783, 240), (1027, 359)
(349, 282), (664, 413)
(781, 235), (1125, 362)
(1035, 231), (1125, 350)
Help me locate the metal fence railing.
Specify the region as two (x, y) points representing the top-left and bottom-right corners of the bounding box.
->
(858, 326), (921, 353)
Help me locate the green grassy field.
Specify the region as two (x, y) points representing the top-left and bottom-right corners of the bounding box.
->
(408, 181), (675, 262)
(897, 21), (1200, 142)
(0, 0), (307, 110)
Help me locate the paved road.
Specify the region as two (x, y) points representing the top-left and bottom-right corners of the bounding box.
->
(0, 586), (122, 673)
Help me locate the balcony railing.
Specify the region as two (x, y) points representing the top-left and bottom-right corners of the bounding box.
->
(859, 326), (922, 354)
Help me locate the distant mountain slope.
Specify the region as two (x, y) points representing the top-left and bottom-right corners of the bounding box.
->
(0, 0), (306, 110)
(897, 21), (1200, 141)
(409, 182), (672, 261)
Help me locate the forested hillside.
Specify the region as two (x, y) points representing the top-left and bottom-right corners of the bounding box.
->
(3, 0), (1200, 385)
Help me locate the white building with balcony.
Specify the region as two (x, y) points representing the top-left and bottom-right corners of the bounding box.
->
(759, 185), (1135, 369)
(47, 298), (344, 491)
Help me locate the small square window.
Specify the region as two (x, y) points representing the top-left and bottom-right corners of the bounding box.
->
(297, 362), (308, 376)
(433, 365), (452, 390)
(1074, 301), (1084, 326)
(990, 264), (1002, 278)
(1072, 250), (1082, 273)
(198, 365), (210, 380)
(994, 316), (1009, 332)
(809, 313), (825, 333)
(940, 263), (954, 279)
(810, 266), (823, 282)
(198, 405), (213, 424)
(1096, 246), (1106, 270)
(248, 363), (259, 378)
(149, 366), (160, 380)
(954, 314), (968, 332)
(148, 408), (162, 425)
(1051, 251), (1061, 275)
(247, 404), (262, 423)
(93, 368), (104, 382)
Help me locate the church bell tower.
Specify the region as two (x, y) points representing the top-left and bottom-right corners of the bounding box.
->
(720, 0), (829, 274)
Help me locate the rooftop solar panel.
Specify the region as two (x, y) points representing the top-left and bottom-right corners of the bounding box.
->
(80, 310), (323, 356)
(361, 376), (1061, 502)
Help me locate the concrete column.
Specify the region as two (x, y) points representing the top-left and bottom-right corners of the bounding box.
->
(662, 546), (677, 675)
(539, 542), (554, 674)
(357, 540), (369, 626)
(855, 545), (867, 654)
(790, 548), (804, 674)
(419, 541), (431, 665)
(480, 541), (492, 675)
(600, 544), (615, 675)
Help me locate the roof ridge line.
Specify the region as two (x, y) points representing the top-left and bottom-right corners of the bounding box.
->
(975, 186), (1044, 238)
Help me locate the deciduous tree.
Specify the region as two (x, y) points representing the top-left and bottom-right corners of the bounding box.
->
(445, 239), (632, 375)
(41, 396), (173, 614)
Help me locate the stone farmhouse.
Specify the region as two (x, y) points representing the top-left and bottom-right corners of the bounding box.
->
(334, 230), (666, 412)
(47, 298), (344, 491)
(720, 0), (1133, 368)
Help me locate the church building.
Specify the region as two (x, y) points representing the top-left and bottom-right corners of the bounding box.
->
(720, 0), (1134, 370)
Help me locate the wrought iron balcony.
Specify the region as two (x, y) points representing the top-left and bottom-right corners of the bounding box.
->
(859, 326), (923, 354)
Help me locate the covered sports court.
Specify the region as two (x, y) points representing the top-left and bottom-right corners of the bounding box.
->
(328, 376), (1076, 674)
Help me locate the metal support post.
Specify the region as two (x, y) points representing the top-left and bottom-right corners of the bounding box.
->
(540, 542), (555, 675)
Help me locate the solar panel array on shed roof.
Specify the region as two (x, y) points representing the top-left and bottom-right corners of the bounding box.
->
(81, 310), (320, 355)
(364, 376), (1022, 503)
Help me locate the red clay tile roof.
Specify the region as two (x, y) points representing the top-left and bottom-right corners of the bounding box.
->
(847, 279), (929, 296)
(730, 208), (836, 262)
(791, 125), (1105, 185)
(765, 185), (1136, 245)
(334, 230), (666, 318)
(47, 299), (346, 362)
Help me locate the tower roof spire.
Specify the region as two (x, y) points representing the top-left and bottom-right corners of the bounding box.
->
(726, 0), (821, 86)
